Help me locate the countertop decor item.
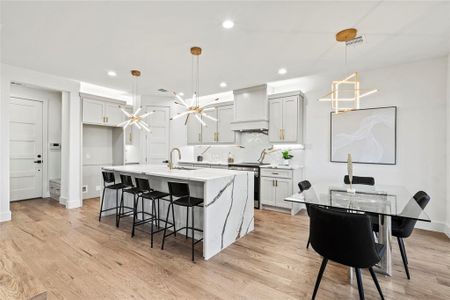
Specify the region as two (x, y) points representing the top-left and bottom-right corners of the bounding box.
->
(168, 47), (219, 126)
(346, 153), (355, 193)
(282, 150), (293, 166)
(118, 70), (154, 131)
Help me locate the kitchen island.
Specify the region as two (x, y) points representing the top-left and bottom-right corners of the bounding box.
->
(101, 164), (254, 259)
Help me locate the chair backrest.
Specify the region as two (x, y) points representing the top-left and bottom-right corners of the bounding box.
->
(102, 171), (115, 185)
(309, 205), (382, 268)
(344, 175), (375, 186)
(298, 180), (311, 192)
(168, 182), (190, 198)
(120, 174), (134, 187)
(135, 178), (151, 191)
(396, 191), (430, 238)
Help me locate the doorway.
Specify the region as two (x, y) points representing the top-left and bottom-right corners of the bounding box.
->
(9, 97), (43, 201)
(144, 106), (170, 164)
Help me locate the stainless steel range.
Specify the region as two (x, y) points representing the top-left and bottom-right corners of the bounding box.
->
(228, 162), (269, 209)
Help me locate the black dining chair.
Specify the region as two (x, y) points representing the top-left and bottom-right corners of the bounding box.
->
(133, 178), (170, 247)
(309, 205), (385, 300)
(372, 191), (430, 279)
(161, 182), (204, 261)
(99, 171), (128, 224)
(298, 180), (312, 249)
(116, 174), (146, 228)
(344, 175), (375, 186)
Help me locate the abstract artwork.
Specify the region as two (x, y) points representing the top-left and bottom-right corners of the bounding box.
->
(330, 106), (397, 164)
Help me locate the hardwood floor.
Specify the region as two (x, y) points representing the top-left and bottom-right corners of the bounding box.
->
(1, 198), (449, 299)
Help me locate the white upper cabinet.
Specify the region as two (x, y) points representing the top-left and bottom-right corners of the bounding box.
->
(201, 112), (217, 144)
(187, 103), (235, 145)
(187, 114), (202, 145)
(268, 98), (283, 142)
(81, 95), (126, 127)
(268, 91), (304, 144)
(83, 99), (104, 124)
(217, 106), (235, 143)
(104, 103), (124, 126)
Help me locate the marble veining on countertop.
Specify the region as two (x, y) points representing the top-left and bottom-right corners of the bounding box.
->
(259, 164), (304, 170)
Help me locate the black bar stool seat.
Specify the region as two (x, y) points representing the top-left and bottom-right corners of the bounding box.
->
(173, 196), (203, 207)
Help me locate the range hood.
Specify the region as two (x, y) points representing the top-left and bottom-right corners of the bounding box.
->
(230, 84), (269, 132)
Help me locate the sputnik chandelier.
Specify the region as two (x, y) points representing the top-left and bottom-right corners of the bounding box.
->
(118, 70), (154, 132)
(318, 28), (378, 113)
(169, 47), (218, 126)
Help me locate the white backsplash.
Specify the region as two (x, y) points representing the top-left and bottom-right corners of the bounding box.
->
(180, 132), (304, 166)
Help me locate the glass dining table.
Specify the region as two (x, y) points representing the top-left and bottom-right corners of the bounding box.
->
(285, 184), (431, 276)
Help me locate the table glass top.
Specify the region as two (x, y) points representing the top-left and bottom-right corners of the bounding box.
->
(285, 184), (430, 222)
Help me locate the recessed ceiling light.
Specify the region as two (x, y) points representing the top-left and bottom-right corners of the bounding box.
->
(220, 82), (227, 88)
(178, 92), (184, 96)
(107, 70), (117, 77)
(222, 20), (234, 29)
(278, 68), (287, 75)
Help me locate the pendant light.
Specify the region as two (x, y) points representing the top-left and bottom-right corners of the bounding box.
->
(170, 47), (218, 126)
(118, 70), (154, 131)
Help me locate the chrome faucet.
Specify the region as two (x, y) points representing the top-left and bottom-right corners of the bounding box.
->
(168, 148), (181, 170)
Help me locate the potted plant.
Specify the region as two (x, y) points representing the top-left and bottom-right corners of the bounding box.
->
(281, 150), (293, 166)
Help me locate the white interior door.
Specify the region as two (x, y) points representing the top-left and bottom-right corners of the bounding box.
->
(145, 106), (170, 164)
(9, 97), (43, 201)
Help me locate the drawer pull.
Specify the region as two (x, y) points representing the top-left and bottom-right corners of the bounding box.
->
(272, 172), (279, 175)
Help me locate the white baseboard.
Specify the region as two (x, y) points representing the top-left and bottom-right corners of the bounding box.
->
(412, 220), (450, 238)
(65, 199), (82, 209)
(59, 196), (67, 206)
(0, 210), (12, 222)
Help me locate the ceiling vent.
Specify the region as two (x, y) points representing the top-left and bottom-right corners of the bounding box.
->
(157, 88), (168, 93)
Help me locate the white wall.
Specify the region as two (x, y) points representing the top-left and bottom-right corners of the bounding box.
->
(271, 56), (448, 232)
(1, 64), (82, 222)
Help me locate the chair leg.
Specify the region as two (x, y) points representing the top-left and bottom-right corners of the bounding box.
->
(312, 258), (328, 300)
(150, 200), (155, 248)
(191, 206), (195, 261)
(355, 268), (365, 300)
(397, 237), (411, 279)
(141, 195), (145, 220)
(157, 199), (160, 228)
(131, 195), (139, 237)
(369, 267), (384, 300)
(172, 202), (177, 237)
(99, 187), (106, 221)
(186, 206), (189, 239)
(115, 189), (120, 227)
(306, 235), (310, 249)
(161, 202), (172, 250)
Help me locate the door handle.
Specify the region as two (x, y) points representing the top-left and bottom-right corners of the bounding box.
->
(34, 160), (43, 164)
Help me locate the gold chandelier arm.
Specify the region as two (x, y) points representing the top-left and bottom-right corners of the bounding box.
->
(120, 107), (132, 117)
(133, 107), (142, 116)
(139, 111), (155, 119)
(200, 98), (220, 108)
(170, 110), (190, 120)
(118, 119), (131, 128)
(139, 121), (151, 132)
(173, 92), (189, 108)
(201, 112), (217, 122)
(194, 114), (206, 126)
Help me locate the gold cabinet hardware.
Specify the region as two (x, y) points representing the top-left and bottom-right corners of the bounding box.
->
(216, 132), (219, 142)
(279, 129), (282, 140)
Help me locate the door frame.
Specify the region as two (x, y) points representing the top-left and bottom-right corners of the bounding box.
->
(142, 105), (171, 164)
(9, 95), (50, 200)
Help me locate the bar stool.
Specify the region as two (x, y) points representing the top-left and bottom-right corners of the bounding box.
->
(116, 174), (145, 228)
(133, 178), (170, 247)
(161, 182), (204, 261)
(99, 171), (127, 224)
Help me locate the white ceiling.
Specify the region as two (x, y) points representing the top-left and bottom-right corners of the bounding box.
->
(1, 1), (450, 96)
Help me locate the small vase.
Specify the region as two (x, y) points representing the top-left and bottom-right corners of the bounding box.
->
(282, 159), (290, 166)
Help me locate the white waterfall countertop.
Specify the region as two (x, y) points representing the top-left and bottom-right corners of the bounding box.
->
(102, 164), (247, 182)
(101, 164), (255, 260)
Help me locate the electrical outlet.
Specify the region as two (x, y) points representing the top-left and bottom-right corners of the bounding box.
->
(82, 186), (88, 193)
(96, 185), (101, 191)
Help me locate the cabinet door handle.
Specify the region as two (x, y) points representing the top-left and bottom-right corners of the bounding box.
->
(279, 129), (282, 140)
(272, 172), (279, 175)
(198, 133), (201, 142)
(106, 116), (109, 123)
(216, 132), (219, 142)
(272, 180), (275, 187)
(276, 180), (278, 187)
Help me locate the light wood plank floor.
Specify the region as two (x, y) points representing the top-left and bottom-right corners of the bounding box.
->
(1, 198), (449, 299)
